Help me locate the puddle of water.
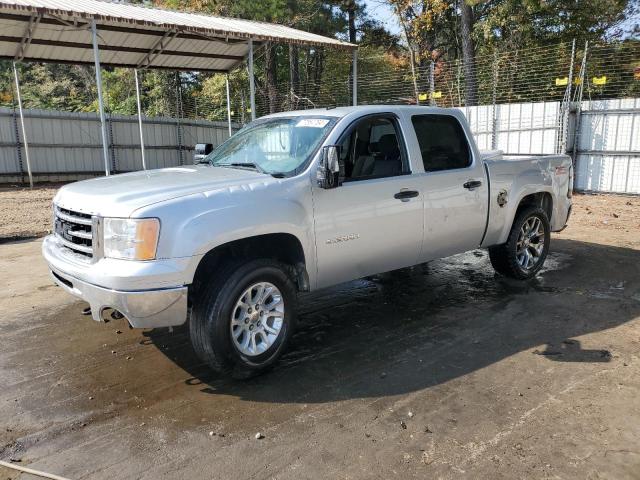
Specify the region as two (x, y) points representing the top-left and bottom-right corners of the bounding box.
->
(284, 249), (572, 367)
(539, 252), (572, 274)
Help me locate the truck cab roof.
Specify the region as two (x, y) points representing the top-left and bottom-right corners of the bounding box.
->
(263, 105), (461, 120)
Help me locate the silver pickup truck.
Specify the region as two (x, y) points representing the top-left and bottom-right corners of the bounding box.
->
(43, 106), (573, 378)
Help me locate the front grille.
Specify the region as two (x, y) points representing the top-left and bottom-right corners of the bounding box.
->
(54, 205), (94, 258)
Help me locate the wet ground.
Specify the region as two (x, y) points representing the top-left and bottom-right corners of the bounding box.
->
(1, 204), (639, 479)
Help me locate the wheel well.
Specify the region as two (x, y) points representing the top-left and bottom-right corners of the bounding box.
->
(516, 192), (553, 222)
(190, 234), (308, 299)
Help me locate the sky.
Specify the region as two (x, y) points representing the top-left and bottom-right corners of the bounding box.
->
(362, 0), (402, 36)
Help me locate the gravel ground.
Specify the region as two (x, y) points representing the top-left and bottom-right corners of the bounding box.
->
(566, 193), (640, 249)
(0, 184), (60, 241)
(0, 182), (638, 244)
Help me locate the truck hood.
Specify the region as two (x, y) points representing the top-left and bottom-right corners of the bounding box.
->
(54, 165), (271, 217)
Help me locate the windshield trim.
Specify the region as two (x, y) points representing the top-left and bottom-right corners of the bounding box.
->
(204, 115), (338, 178)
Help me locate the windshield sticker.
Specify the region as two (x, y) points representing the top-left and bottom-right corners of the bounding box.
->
(296, 118), (330, 128)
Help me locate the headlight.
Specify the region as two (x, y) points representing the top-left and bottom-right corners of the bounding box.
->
(103, 218), (160, 260)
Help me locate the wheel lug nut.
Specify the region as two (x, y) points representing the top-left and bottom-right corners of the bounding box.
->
(249, 325), (254, 330)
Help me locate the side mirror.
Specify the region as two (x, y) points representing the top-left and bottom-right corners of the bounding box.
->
(317, 145), (344, 189)
(193, 143), (213, 164)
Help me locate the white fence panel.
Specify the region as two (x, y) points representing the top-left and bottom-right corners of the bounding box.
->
(575, 98), (640, 194)
(458, 100), (560, 155)
(0, 108), (235, 183)
(2, 99), (639, 193)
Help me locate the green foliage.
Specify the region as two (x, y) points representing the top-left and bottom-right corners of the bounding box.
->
(0, 0), (636, 117)
(476, 0), (633, 51)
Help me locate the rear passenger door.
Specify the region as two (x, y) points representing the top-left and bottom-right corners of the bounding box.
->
(312, 114), (425, 288)
(410, 114), (488, 261)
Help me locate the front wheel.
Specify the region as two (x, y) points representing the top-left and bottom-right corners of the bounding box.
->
(190, 258), (297, 379)
(489, 206), (551, 280)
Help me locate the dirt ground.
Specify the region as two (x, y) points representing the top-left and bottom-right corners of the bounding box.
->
(0, 192), (639, 479)
(0, 184), (61, 241)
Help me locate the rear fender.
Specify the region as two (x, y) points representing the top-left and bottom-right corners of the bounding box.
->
(482, 161), (556, 246)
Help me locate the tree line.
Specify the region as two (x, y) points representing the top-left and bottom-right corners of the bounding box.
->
(0, 0), (637, 118)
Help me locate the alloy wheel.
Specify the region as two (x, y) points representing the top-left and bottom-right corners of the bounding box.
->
(516, 216), (546, 270)
(230, 282), (285, 356)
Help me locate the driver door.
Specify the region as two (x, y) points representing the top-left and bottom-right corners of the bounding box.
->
(312, 114), (424, 289)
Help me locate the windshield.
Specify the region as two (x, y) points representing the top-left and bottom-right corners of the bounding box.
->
(205, 116), (336, 175)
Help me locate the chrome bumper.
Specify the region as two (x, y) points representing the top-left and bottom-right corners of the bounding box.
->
(49, 267), (187, 328)
(42, 234), (191, 328)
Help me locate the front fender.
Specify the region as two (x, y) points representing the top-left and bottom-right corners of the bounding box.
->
(131, 178), (316, 286)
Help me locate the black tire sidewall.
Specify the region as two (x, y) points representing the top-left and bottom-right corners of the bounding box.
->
(198, 260), (297, 375)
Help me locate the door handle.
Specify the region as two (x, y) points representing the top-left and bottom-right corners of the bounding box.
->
(394, 190), (419, 200)
(463, 180), (482, 190)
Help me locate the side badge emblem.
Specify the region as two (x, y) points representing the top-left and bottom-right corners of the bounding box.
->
(326, 233), (360, 245)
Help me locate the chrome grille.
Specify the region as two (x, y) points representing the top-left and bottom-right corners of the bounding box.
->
(54, 205), (94, 258)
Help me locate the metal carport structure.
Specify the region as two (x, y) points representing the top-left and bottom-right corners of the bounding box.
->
(0, 0), (357, 186)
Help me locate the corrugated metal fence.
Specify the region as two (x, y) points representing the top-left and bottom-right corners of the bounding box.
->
(460, 99), (640, 194)
(460, 101), (561, 154)
(2, 100), (639, 194)
(574, 98), (640, 194)
(0, 107), (236, 183)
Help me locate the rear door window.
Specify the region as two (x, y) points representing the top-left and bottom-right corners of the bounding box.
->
(411, 115), (472, 172)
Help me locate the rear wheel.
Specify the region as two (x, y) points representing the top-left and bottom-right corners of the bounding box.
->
(190, 258), (297, 379)
(489, 206), (550, 280)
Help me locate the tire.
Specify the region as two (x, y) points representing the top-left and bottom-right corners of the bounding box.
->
(190, 258), (297, 379)
(489, 206), (551, 280)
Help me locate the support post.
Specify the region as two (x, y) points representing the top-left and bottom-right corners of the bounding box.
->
(560, 39), (577, 154)
(409, 46), (419, 105)
(352, 49), (358, 106)
(567, 39), (576, 106)
(491, 52), (499, 150)
(571, 41), (589, 171)
(12, 62), (33, 188)
(91, 20), (110, 176)
(429, 61), (435, 106)
(248, 39), (256, 121)
(225, 75), (232, 136)
(134, 68), (146, 170)
(175, 72), (184, 166)
(10, 92), (24, 183)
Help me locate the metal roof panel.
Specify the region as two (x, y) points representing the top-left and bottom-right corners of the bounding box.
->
(0, 0), (356, 51)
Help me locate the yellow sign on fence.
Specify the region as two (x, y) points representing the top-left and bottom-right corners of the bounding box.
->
(555, 77), (568, 86)
(592, 76), (607, 86)
(418, 91), (442, 101)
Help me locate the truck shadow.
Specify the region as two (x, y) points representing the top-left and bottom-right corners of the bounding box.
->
(145, 238), (640, 404)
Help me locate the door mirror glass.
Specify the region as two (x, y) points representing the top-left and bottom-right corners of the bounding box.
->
(317, 145), (344, 189)
(194, 143), (214, 164)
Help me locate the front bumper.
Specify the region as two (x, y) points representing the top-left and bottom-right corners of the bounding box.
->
(43, 235), (189, 328)
(49, 267), (187, 328)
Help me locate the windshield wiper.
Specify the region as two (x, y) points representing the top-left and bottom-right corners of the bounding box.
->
(215, 162), (266, 174)
(214, 162), (287, 178)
